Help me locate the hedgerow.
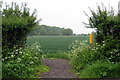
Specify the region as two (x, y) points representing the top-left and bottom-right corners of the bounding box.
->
(70, 4), (120, 78)
(2, 42), (42, 78)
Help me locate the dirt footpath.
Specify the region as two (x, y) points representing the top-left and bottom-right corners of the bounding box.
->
(41, 59), (77, 78)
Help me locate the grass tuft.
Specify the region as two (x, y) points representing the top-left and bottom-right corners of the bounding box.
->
(34, 65), (50, 78)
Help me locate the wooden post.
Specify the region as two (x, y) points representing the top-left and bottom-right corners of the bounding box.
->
(89, 33), (92, 46)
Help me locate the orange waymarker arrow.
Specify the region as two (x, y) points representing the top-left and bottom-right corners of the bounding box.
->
(89, 33), (92, 45)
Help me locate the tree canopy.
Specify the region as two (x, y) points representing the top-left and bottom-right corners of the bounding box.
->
(29, 25), (73, 36)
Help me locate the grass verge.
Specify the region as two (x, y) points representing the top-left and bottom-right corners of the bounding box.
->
(34, 65), (50, 78)
(79, 60), (120, 78)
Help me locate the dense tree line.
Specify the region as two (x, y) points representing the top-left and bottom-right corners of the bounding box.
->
(29, 25), (73, 36)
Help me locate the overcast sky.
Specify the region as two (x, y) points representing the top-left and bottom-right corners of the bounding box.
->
(2, 0), (120, 34)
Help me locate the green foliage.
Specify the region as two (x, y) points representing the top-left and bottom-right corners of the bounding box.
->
(70, 40), (93, 71)
(29, 25), (73, 36)
(34, 65), (50, 78)
(96, 37), (120, 62)
(85, 4), (120, 43)
(26, 36), (89, 53)
(70, 40), (120, 78)
(63, 28), (73, 35)
(84, 4), (120, 62)
(2, 3), (41, 78)
(2, 2), (40, 49)
(70, 4), (120, 78)
(80, 60), (120, 78)
(2, 42), (42, 78)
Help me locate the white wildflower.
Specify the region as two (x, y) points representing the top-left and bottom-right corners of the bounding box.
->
(2, 59), (4, 61)
(18, 58), (21, 61)
(19, 51), (23, 54)
(8, 53), (11, 54)
(30, 61), (34, 64)
(38, 49), (41, 52)
(85, 40), (88, 42)
(15, 52), (18, 54)
(15, 49), (19, 52)
(103, 44), (105, 46)
(34, 57), (38, 59)
(36, 53), (38, 54)
(110, 52), (113, 54)
(11, 55), (14, 57)
(36, 45), (39, 49)
(5, 57), (7, 59)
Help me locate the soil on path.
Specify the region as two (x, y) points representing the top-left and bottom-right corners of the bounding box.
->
(41, 59), (77, 78)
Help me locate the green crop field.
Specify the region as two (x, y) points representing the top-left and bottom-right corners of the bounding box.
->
(26, 36), (90, 53)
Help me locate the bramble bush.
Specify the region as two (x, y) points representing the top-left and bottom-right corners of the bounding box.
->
(2, 42), (42, 78)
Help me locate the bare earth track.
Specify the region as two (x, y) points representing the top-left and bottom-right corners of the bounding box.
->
(41, 59), (77, 78)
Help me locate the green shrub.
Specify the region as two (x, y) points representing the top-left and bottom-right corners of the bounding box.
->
(70, 40), (120, 78)
(70, 4), (120, 78)
(2, 42), (42, 78)
(70, 40), (93, 71)
(80, 60), (120, 78)
(96, 37), (120, 62)
(2, 61), (34, 78)
(2, 2), (40, 49)
(85, 4), (120, 44)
